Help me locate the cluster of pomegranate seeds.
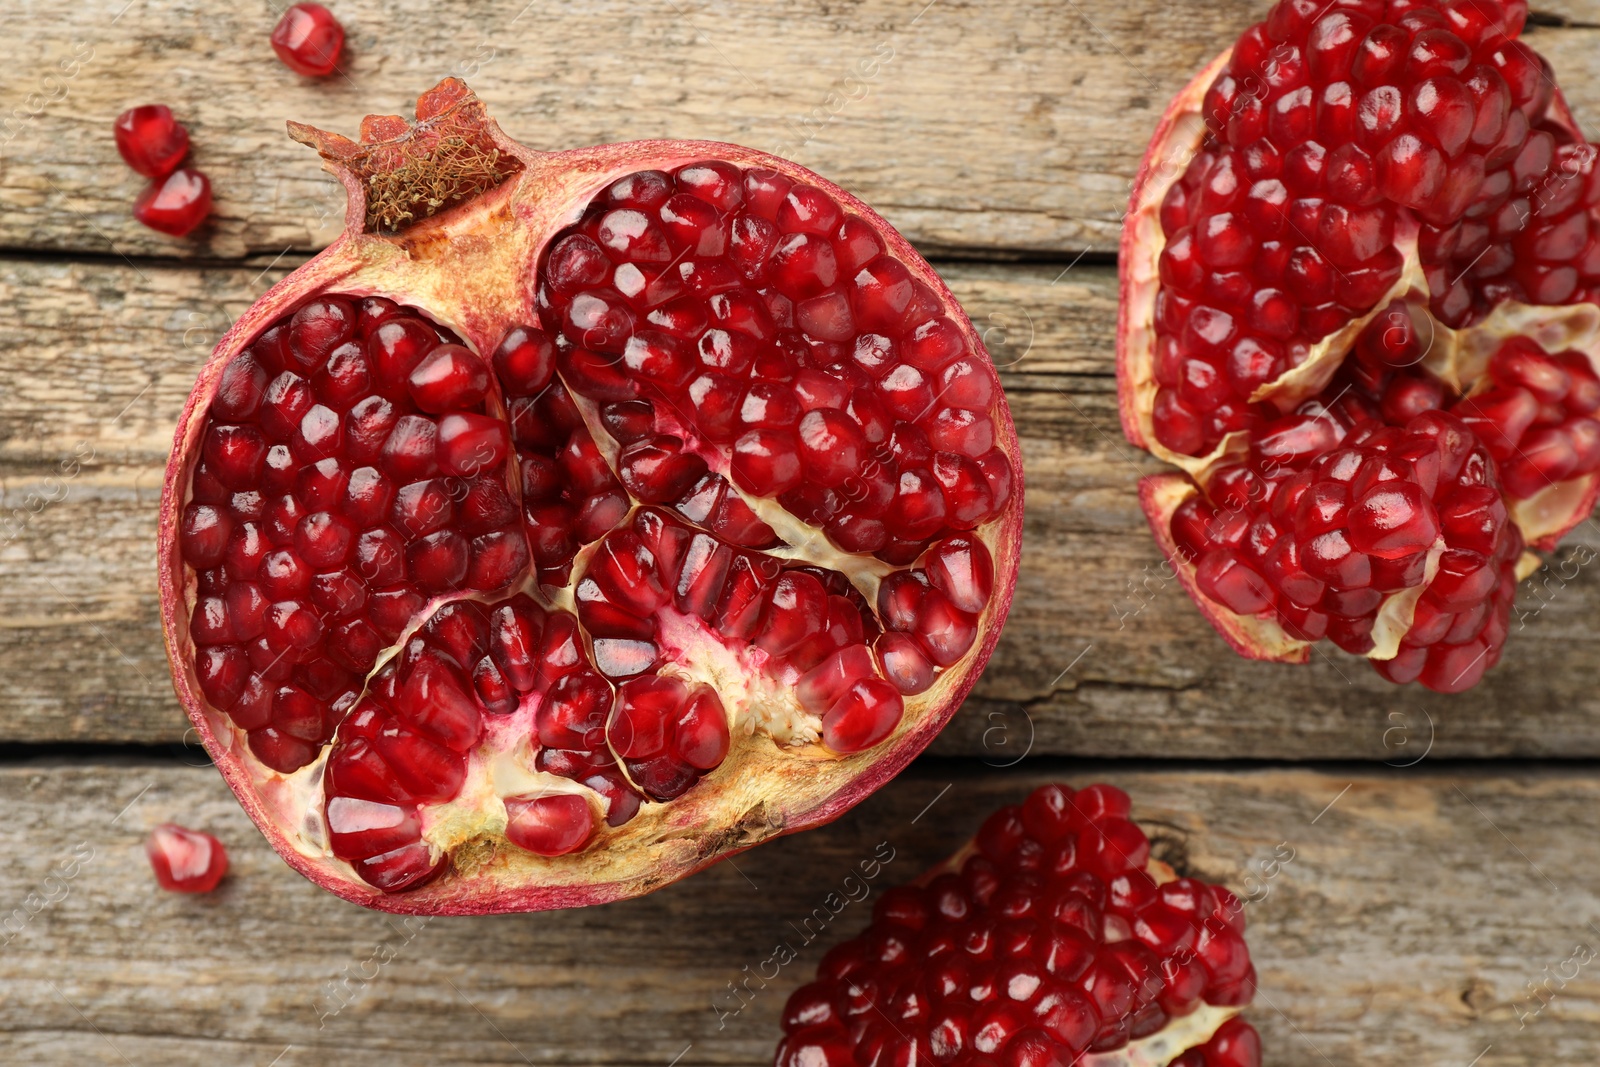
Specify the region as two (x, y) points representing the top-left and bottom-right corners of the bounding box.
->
(1454, 336), (1600, 498)
(114, 105), (210, 237)
(180, 297), (524, 772)
(1149, 0), (1600, 457)
(270, 3), (345, 77)
(146, 824), (229, 893)
(535, 162), (1013, 561)
(575, 508), (922, 753)
(775, 784), (1258, 1067)
(1172, 368), (1523, 690)
(323, 594), (613, 889)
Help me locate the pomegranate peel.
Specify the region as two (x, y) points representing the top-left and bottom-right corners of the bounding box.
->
(773, 783), (1260, 1067)
(159, 80), (1022, 912)
(1118, 0), (1600, 690)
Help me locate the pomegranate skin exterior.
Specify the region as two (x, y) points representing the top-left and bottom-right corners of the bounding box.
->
(158, 80), (1024, 914)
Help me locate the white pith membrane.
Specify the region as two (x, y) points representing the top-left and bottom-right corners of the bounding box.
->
(159, 79), (1024, 912)
(1118, 42), (1600, 670)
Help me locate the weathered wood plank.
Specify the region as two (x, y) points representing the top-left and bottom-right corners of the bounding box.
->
(0, 761), (1594, 1066)
(3, 257), (1599, 754)
(5, 1), (1598, 259)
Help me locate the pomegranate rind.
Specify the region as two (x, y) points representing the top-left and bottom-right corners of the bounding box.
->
(1137, 473), (1308, 665)
(1117, 52), (1228, 465)
(159, 81), (1023, 914)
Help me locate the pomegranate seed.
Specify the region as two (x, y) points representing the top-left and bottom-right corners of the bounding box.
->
(821, 677), (903, 752)
(114, 105), (189, 178)
(146, 824), (228, 893)
(271, 3), (345, 77)
(133, 168), (211, 237)
(504, 794), (595, 856)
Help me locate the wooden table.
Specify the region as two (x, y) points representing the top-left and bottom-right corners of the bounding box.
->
(4, 2), (1600, 1064)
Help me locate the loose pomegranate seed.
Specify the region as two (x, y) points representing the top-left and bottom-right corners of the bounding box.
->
(146, 824), (228, 892)
(504, 794), (596, 856)
(775, 783), (1260, 1067)
(114, 105), (189, 178)
(133, 168), (212, 237)
(270, 3), (345, 77)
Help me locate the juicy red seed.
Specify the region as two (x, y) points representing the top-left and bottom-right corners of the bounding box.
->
(271, 2), (345, 77)
(493, 325), (556, 395)
(504, 794), (596, 856)
(408, 345), (490, 412)
(731, 429), (803, 495)
(133, 168), (211, 237)
(145, 824), (228, 893)
(675, 686), (731, 770)
(820, 677), (903, 753)
(114, 105), (189, 178)
(875, 631), (935, 694)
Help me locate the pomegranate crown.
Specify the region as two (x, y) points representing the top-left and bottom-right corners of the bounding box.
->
(287, 78), (521, 235)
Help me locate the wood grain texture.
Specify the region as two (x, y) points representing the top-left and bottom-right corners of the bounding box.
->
(0, 761), (1594, 1066)
(4, 0), (1596, 260)
(3, 257), (1599, 754)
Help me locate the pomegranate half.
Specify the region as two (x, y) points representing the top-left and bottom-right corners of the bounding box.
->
(157, 80), (1023, 912)
(1118, 0), (1600, 691)
(775, 783), (1260, 1067)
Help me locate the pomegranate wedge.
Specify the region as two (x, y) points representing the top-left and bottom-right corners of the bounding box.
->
(159, 80), (1023, 912)
(1118, 0), (1600, 691)
(775, 784), (1261, 1067)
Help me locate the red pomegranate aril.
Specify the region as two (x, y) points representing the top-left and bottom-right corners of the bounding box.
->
(504, 794), (596, 856)
(271, 3), (345, 77)
(146, 824), (228, 893)
(408, 345), (489, 412)
(821, 677), (903, 752)
(134, 168), (211, 237)
(674, 686), (731, 769)
(115, 105), (189, 178)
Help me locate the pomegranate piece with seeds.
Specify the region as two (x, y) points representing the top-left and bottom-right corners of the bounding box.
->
(146, 824), (229, 893)
(159, 80), (1022, 913)
(271, 3), (345, 77)
(773, 783), (1261, 1067)
(114, 105), (189, 178)
(1120, 0), (1600, 690)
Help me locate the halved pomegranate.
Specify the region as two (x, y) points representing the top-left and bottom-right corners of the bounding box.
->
(158, 80), (1022, 911)
(1118, 0), (1600, 690)
(775, 783), (1260, 1067)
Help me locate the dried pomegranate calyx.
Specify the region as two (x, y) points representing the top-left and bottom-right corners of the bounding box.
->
(1119, 0), (1600, 692)
(160, 80), (1023, 912)
(288, 78), (523, 236)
